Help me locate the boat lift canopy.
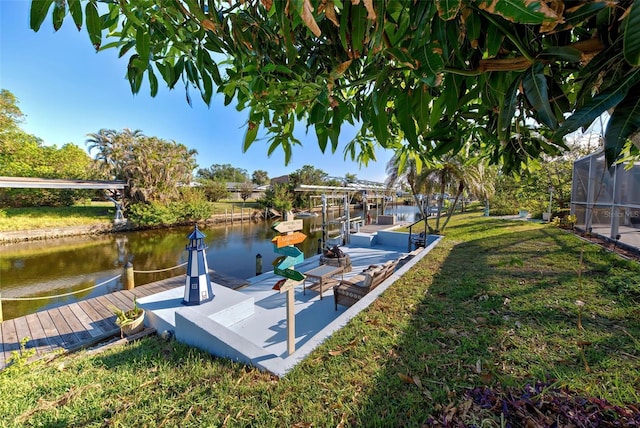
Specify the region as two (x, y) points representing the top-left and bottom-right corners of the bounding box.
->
(0, 176), (127, 221)
(0, 176), (126, 190)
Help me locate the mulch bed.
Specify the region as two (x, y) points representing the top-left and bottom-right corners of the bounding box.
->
(574, 229), (640, 262)
(428, 382), (640, 427)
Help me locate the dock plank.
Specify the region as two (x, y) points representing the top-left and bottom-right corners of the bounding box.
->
(24, 313), (55, 357)
(2, 320), (19, 364)
(130, 287), (153, 298)
(57, 305), (93, 342)
(36, 311), (64, 347)
(94, 295), (121, 317)
(47, 308), (81, 348)
(119, 289), (138, 301)
(13, 316), (35, 353)
(105, 292), (135, 311)
(66, 303), (105, 338)
(77, 300), (114, 332)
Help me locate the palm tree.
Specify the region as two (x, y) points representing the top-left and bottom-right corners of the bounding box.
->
(385, 151), (437, 231)
(85, 128), (116, 177)
(430, 154), (495, 233)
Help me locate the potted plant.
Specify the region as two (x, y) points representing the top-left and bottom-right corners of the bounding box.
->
(111, 297), (145, 338)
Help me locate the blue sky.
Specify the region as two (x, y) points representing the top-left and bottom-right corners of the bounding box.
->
(0, 1), (393, 182)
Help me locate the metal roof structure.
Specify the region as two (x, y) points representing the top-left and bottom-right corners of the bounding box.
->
(0, 176), (126, 190)
(294, 182), (391, 193)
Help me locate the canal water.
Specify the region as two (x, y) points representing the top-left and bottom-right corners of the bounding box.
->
(0, 205), (420, 320)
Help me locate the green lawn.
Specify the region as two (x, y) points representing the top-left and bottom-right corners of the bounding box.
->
(0, 201), (262, 232)
(0, 203), (114, 231)
(1, 213), (638, 426)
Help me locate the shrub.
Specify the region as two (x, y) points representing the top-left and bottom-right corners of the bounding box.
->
(179, 188), (214, 221)
(128, 202), (179, 227)
(128, 190), (214, 227)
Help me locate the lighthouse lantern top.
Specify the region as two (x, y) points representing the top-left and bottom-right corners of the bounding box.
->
(186, 223), (207, 250)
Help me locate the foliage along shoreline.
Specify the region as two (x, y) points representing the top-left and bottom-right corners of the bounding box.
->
(0, 209), (265, 244)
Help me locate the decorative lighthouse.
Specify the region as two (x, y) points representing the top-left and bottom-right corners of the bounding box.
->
(183, 224), (214, 305)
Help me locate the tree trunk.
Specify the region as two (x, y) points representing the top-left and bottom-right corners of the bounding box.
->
(440, 180), (465, 232)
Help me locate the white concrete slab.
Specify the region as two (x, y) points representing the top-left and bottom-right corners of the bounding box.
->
(137, 234), (443, 377)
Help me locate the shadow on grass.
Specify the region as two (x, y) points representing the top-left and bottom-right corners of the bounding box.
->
(343, 217), (640, 426)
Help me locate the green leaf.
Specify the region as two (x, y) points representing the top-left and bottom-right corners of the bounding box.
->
(538, 46), (582, 62)
(371, 92), (389, 144)
(412, 86), (431, 130)
(85, 1), (102, 49)
(156, 62), (172, 86)
(498, 75), (521, 142)
(396, 92), (418, 147)
(68, 0), (83, 30)
(560, 1), (606, 30)
(274, 65), (293, 74)
(136, 27), (150, 63)
(522, 62), (557, 130)
(385, 11), (410, 46)
(243, 122), (259, 152)
(465, 9), (481, 47)
(339, 1), (351, 52)
(30, 0), (54, 31)
(52, 1), (65, 31)
(127, 54), (144, 94)
(148, 67), (158, 97)
(477, 0), (557, 25)
(414, 42), (445, 85)
(624, 1), (640, 66)
(283, 140), (292, 165)
(605, 84), (640, 166)
(430, 94), (446, 128)
(435, 0), (461, 21)
(116, 40), (135, 57)
(201, 70), (212, 105)
(350, 3), (367, 56)
(443, 73), (463, 114)
(171, 58), (184, 89)
(555, 70), (640, 139)
(485, 21), (503, 57)
(309, 103), (326, 124)
(208, 62), (222, 86)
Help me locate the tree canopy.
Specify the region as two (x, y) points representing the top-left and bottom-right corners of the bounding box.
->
(197, 163), (249, 182)
(1, 89), (99, 206)
(86, 128), (198, 204)
(32, 1), (640, 170)
(251, 169), (270, 185)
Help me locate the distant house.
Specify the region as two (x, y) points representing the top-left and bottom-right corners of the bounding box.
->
(270, 175), (290, 185)
(225, 182), (265, 201)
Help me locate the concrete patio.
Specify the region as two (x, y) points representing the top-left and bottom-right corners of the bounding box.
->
(137, 230), (441, 377)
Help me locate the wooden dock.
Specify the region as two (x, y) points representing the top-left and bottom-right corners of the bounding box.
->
(0, 270), (248, 371)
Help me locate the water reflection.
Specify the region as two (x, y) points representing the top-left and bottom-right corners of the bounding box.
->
(0, 205), (420, 320)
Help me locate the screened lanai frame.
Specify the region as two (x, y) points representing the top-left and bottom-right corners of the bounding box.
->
(571, 152), (640, 250)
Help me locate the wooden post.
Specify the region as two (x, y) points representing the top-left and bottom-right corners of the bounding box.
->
(277, 278), (303, 355)
(0, 292), (3, 323)
(286, 287), (295, 355)
(255, 253), (262, 275)
(125, 262), (135, 290)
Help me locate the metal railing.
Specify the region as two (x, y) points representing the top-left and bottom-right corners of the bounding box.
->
(407, 218), (428, 252)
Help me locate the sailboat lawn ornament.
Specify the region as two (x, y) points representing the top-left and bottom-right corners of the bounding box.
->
(183, 223), (214, 305)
